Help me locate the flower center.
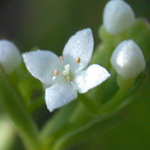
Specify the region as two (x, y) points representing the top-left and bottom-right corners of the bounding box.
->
(63, 64), (72, 82)
(63, 64), (70, 76)
(53, 56), (81, 82)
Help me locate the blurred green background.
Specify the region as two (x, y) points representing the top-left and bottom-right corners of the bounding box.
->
(1, 0), (150, 53)
(0, 0), (150, 150)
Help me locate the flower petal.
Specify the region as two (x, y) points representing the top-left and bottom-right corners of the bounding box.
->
(22, 50), (61, 84)
(74, 64), (111, 93)
(63, 28), (94, 71)
(45, 83), (77, 112)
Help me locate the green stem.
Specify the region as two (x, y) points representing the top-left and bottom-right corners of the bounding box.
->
(78, 94), (101, 115)
(48, 74), (144, 150)
(50, 75), (145, 150)
(40, 101), (78, 145)
(0, 67), (40, 150)
(99, 82), (130, 114)
(29, 97), (45, 113)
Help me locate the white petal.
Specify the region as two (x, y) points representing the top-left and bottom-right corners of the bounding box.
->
(45, 83), (77, 112)
(22, 50), (61, 84)
(63, 28), (94, 71)
(111, 40), (146, 79)
(0, 39), (21, 74)
(103, 0), (135, 34)
(74, 64), (111, 93)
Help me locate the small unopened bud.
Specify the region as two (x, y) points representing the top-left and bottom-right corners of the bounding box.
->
(0, 40), (21, 74)
(103, 0), (135, 34)
(111, 40), (146, 79)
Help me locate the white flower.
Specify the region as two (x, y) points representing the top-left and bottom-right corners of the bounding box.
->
(0, 39), (21, 74)
(111, 40), (146, 79)
(103, 0), (135, 34)
(23, 28), (110, 112)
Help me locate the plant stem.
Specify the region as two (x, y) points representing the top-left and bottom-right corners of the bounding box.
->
(48, 74), (145, 150)
(29, 97), (45, 113)
(0, 67), (40, 150)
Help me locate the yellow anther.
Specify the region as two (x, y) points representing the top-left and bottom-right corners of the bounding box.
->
(76, 57), (81, 64)
(54, 70), (60, 76)
(66, 76), (71, 82)
(59, 56), (64, 62)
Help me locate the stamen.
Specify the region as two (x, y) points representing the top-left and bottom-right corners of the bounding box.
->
(54, 70), (60, 76)
(76, 57), (81, 64)
(66, 76), (71, 82)
(59, 56), (64, 62)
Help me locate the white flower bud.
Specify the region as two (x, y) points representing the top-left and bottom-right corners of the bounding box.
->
(103, 0), (135, 34)
(0, 40), (21, 74)
(111, 40), (146, 79)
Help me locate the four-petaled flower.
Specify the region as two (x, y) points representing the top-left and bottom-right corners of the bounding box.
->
(23, 28), (110, 112)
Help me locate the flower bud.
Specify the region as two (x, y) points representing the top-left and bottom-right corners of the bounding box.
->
(103, 0), (135, 34)
(111, 40), (146, 79)
(0, 40), (21, 74)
